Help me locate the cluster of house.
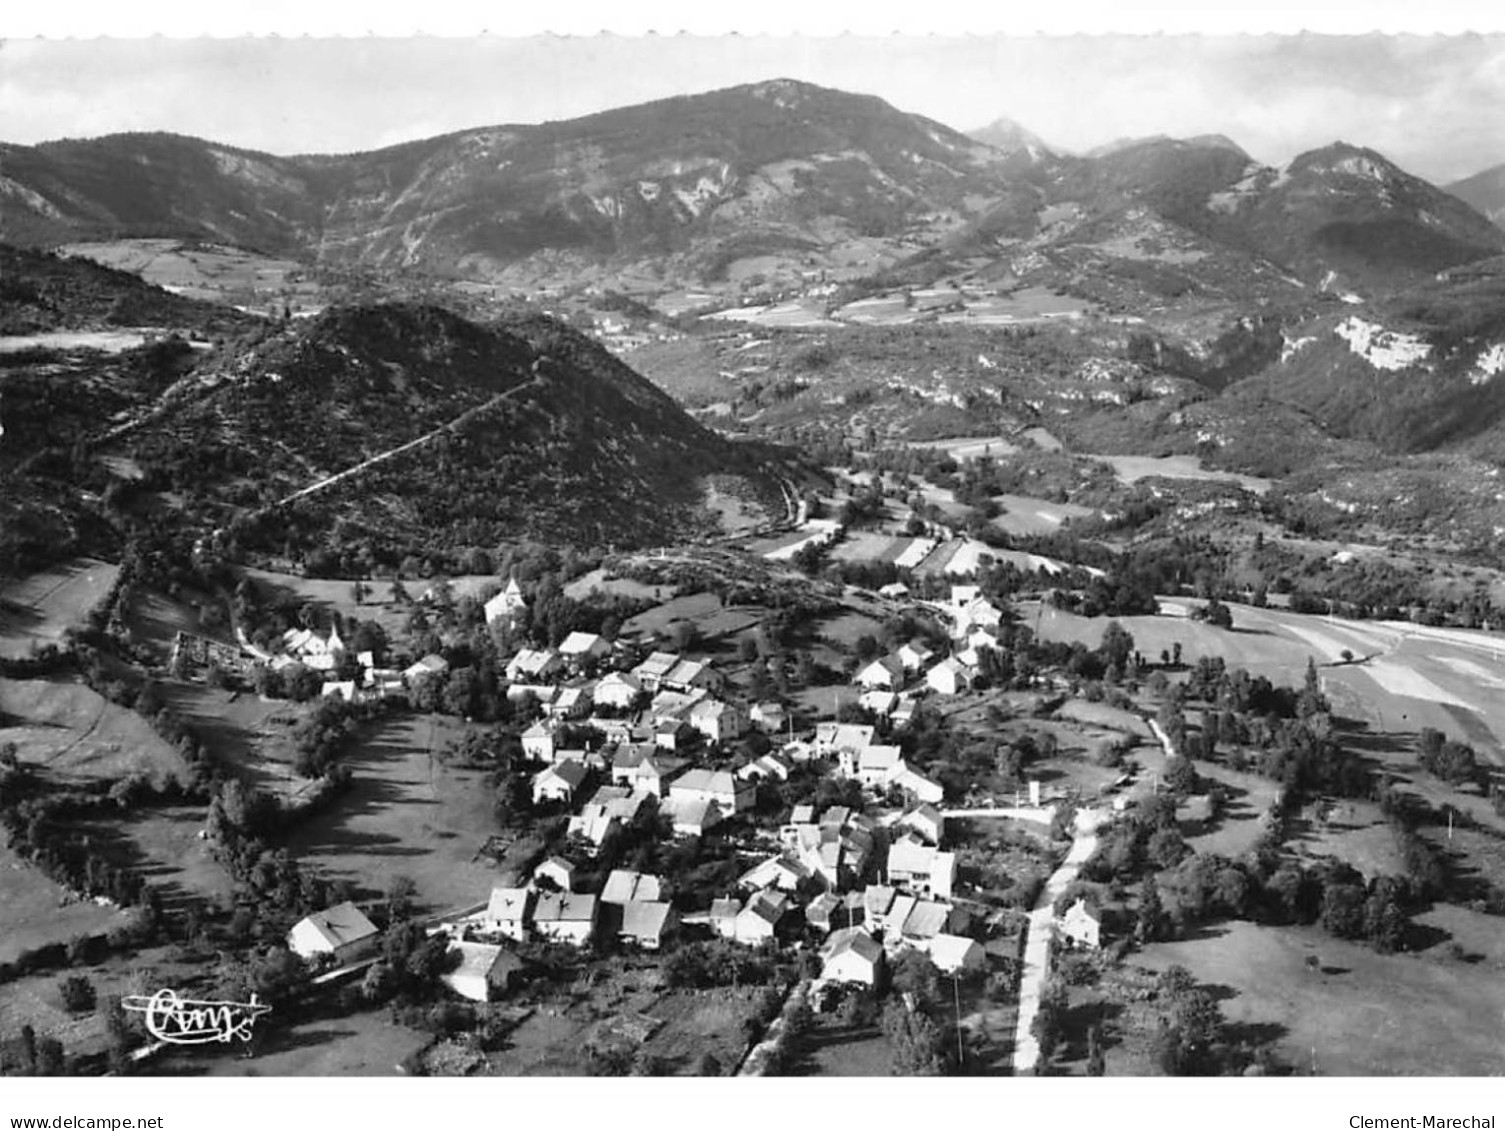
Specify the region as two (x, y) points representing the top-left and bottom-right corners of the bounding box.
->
(852, 585), (1008, 706)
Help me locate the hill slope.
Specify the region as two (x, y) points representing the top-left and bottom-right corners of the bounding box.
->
(1447, 162), (1505, 229)
(116, 303), (789, 570)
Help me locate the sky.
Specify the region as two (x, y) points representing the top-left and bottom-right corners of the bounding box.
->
(3, 10), (1505, 183)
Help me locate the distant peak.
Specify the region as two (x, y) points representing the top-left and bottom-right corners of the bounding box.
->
(967, 116), (1059, 158)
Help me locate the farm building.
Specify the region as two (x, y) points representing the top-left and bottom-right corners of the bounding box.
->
(287, 902), (379, 963)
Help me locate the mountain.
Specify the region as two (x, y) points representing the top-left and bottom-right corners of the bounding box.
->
(0, 246), (790, 575)
(0, 243), (254, 336)
(1, 79), (1012, 286)
(1205, 143), (1505, 293)
(967, 118), (1060, 165)
(5, 85), (1501, 308)
(1447, 162), (1505, 229)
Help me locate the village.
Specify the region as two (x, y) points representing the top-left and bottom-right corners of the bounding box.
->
(230, 552), (1138, 1076)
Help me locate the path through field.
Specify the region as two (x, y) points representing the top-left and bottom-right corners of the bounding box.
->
(275, 374), (540, 506)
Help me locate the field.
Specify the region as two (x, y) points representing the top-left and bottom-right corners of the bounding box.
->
(0, 842), (128, 963)
(79, 804), (234, 911)
(992, 493), (1095, 537)
(0, 558), (119, 659)
(277, 715), (505, 913)
(1128, 920), (1505, 1075)
(204, 1012), (430, 1077)
(0, 676), (188, 788)
(61, 239), (323, 316)
(1086, 453), (1273, 495)
(562, 568), (673, 603)
(620, 592), (762, 644)
(241, 569), (499, 636)
(905, 435), (1021, 461)
(0, 331), (153, 354)
(1027, 600), (1505, 758)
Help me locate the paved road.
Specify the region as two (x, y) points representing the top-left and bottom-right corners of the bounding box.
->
(1010, 807), (1106, 1075)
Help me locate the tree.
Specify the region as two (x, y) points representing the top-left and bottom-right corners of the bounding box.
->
(881, 1001), (948, 1076)
(1100, 620), (1135, 670)
(1136, 877), (1169, 944)
(59, 974), (97, 1013)
(351, 580), (369, 606)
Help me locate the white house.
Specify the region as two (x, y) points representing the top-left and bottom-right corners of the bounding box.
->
(532, 892), (598, 947)
(814, 723), (875, 756)
(920, 933), (986, 974)
(617, 901), (677, 950)
(670, 768), (751, 814)
(855, 656), (906, 692)
(594, 671), (643, 711)
(559, 631), (611, 669)
(926, 657), (978, 697)
(403, 654), (449, 684)
(507, 648), (561, 683)
(748, 701), (788, 733)
(531, 760), (589, 806)
(736, 751), (793, 783)
(858, 689), (899, 718)
(897, 641), (934, 672)
(898, 802), (945, 846)
(440, 940), (520, 1002)
(820, 927), (884, 987)
(548, 685), (592, 720)
(732, 890), (790, 945)
(532, 855), (578, 893)
(600, 869), (664, 905)
(630, 651), (680, 692)
(738, 852), (811, 894)
(885, 761), (945, 805)
(521, 720), (557, 763)
(484, 886), (534, 942)
(664, 796), (722, 837)
(286, 902), (379, 963)
(688, 698), (746, 744)
(1058, 898), (1102, 949)
(839, 743), (902, 786)
(661, 658), (720, 694)
(886, 839), (956, 900)
(610, 745), (675, 796)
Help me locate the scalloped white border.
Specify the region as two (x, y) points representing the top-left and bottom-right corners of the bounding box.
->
(4, 0), (1504, 37)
